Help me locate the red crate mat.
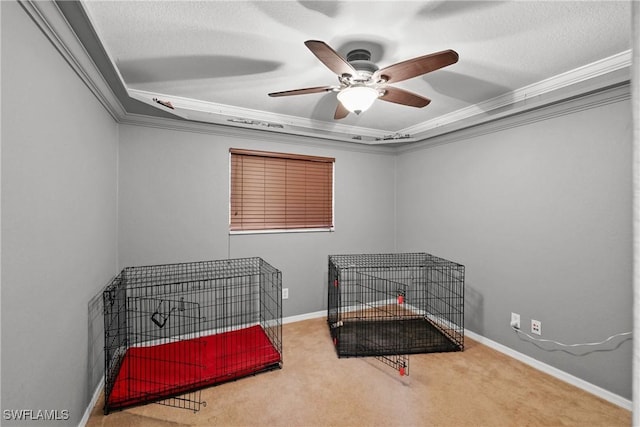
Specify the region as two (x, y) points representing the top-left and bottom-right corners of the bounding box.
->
(107, 325), (281, 409)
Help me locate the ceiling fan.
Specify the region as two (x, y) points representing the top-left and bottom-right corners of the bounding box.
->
(268, 40), (459, 119)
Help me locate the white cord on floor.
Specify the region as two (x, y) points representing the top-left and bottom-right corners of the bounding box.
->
(511, 326), (632, 347)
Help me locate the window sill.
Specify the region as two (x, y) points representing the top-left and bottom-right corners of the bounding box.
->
(229, 228), (335, 235)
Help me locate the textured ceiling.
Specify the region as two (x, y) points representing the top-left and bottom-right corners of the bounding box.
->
(79, 1), (632, 144)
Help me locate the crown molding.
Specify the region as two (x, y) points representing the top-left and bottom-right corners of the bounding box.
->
(129, 89), (394, 138)
(23, 0), (633, 148)
(18, 0), (125, 121)
(404, 50), (631, 140)
(397, 81), (631, 154)
(127, 88), (397, 145)
(130, 50), (630, 146)
(119, 112), (397, 155)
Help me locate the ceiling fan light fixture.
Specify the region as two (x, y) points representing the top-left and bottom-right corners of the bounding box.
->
(270, 41), (459, 120)
(337, 86), (379, 115)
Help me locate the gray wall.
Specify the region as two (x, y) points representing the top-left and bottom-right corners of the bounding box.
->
(396, 91), (633, 399)
(117, 124), (397, 316)
(1, 2), (118, 425)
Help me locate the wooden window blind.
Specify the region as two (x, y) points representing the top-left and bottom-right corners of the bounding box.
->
(230, 149), (334, 231)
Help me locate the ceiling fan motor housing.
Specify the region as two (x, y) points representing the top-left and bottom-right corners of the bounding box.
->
(346, 49), (379, 78)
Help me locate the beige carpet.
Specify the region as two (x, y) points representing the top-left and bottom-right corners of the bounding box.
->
(87, 317), (631, 426)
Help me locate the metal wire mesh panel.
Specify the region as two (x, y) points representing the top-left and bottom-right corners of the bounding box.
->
(328, 253), (464, 367)
(103, 258), (282, 414)
(118, 297), (205, 410)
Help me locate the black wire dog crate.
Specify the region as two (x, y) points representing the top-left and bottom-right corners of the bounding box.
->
(103, 258), (282, 414)
(328, 253), (464, 368)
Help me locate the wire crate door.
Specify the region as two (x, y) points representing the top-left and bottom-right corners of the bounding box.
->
(353, 271), (410, 377)
(126, 296), (206, 412)
(374, 353), (409, 377)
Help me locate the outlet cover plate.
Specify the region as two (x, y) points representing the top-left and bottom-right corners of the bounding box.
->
(511, 312), (520, 329)
(531, 319), (542, 335)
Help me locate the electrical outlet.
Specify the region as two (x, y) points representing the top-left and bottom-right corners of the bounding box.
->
(510, 312), (520, 329)
(531, 319), (541, 335)
(282, 288), (289, 300)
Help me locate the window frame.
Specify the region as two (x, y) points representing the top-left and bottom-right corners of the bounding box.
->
(228, 148), (335, 234)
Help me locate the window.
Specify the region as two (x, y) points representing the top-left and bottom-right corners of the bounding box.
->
(230, 149), (334, 232)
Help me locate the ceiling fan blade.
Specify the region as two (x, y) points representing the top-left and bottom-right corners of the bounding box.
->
(268, 86), (335, 97)
(380, 86), (431, 108)
(334, 102), (349, 119)
(374, 49), (459, 84)
(305, 40), (358, 77)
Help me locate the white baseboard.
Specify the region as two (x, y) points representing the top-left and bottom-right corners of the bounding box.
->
(287, 312), (631, 410)
(283, 310), (325, 324)
(79, 311), (631, 426)
(79, 377), (103, 427)
(282, 312), (630, 410)
(464, 329), (632, 411)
